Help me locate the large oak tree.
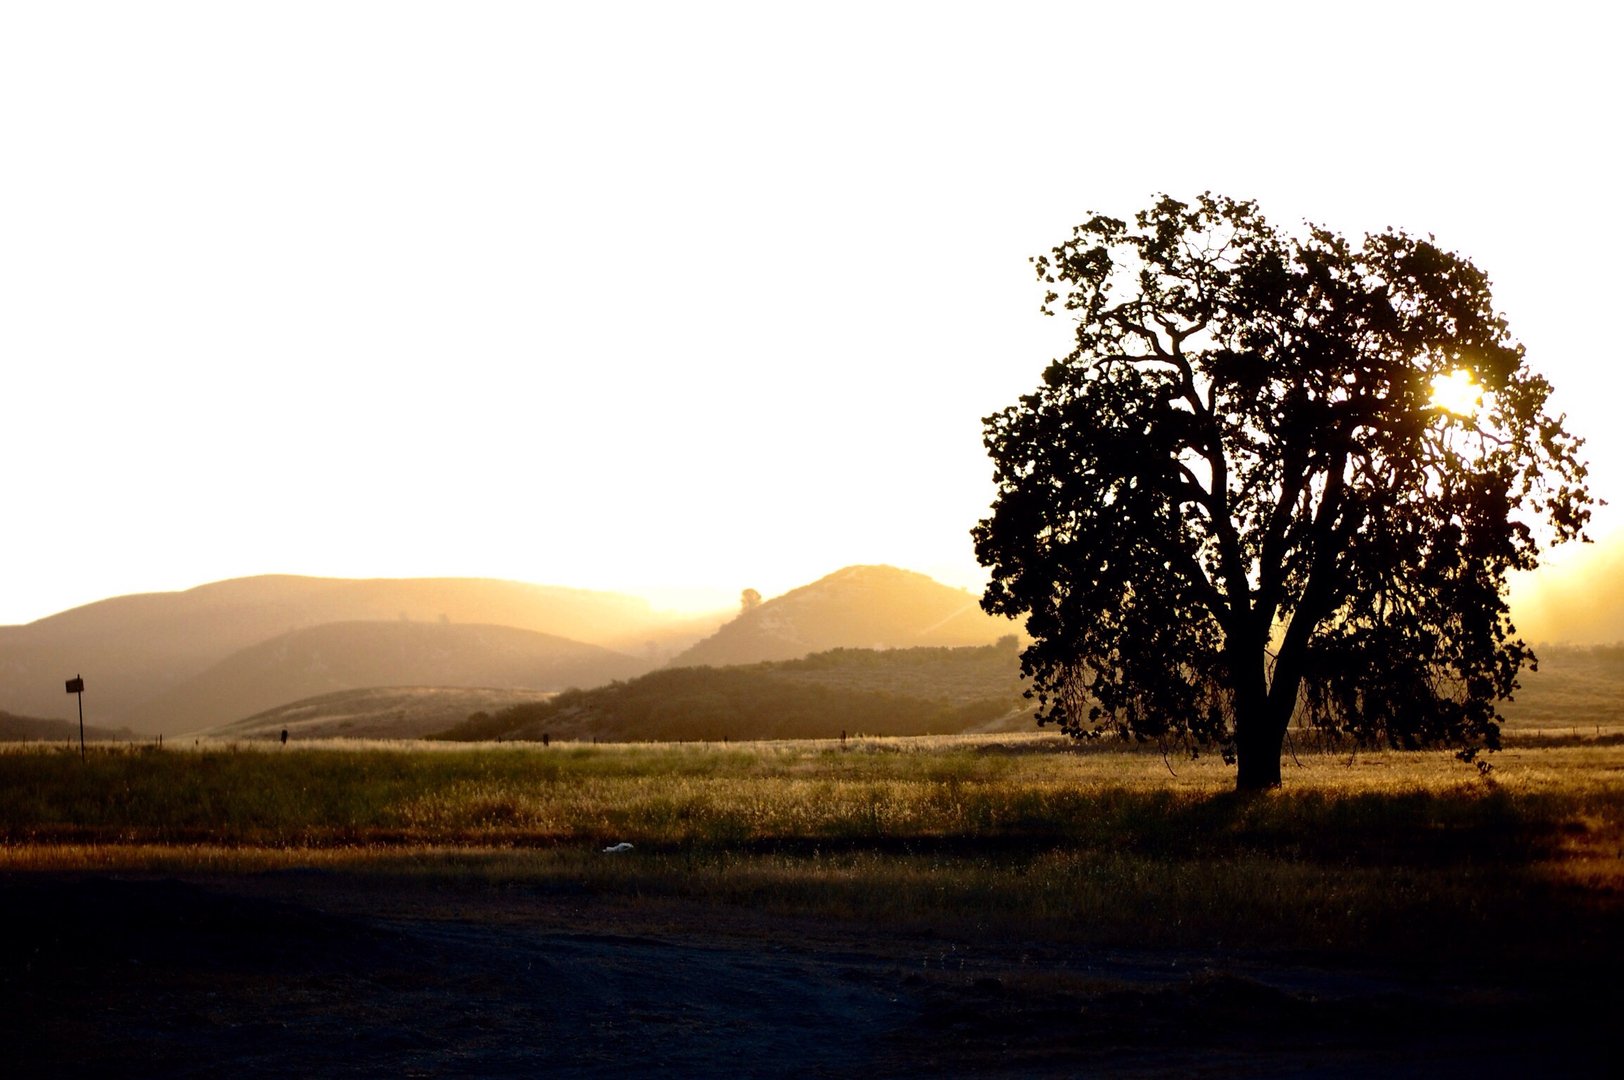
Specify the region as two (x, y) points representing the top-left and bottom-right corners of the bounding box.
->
(974, 195), (1592, 790)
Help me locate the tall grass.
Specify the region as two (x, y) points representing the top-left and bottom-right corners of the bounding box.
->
(2, 736), (1618, 955)
(2, 736), (1619, 848)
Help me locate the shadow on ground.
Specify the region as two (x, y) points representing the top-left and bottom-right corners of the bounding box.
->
(0, 872), (1614, 1078)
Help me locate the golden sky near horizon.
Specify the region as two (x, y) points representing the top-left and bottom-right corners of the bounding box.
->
(3, 2), (1622, 630)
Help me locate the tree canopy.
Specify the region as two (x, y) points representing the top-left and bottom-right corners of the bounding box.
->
(973, 194), (1592, 789)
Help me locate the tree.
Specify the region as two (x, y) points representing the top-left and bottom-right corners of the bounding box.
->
(973, 194), (1592, 790)
(740, 588), (763, 613)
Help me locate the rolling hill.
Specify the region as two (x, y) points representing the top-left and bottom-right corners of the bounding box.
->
(126, 620), (647, 736)
(424, 635), (1624, 748)
(0, 709), (134, 743)
(669, 565), (1016, 668)
(194, 686), (560, 742)
(435, 640), (1033, 743)
(1499, 643), (1624, 737)
(0, 576), (717, 733)
(199, 640), (1036, 743)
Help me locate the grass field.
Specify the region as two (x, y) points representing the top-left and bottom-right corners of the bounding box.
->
(3, 734), (1619, 958)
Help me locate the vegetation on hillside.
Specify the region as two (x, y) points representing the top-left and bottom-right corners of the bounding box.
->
(198, 686), (559, 742)
(426, 636), (1624, 749)
(433, 640), (1031, 742)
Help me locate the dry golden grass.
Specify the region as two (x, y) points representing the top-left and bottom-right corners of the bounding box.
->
(1, 734), (1618, 955)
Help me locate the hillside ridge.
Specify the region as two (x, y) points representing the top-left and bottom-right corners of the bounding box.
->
(0, 575), (714, 731)
(670, 565), (1012, 668)
(436, 640), (1032, 743)
(130, 620), (646, 736)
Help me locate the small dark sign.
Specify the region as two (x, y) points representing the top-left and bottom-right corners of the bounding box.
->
(65, 677), (84, 694)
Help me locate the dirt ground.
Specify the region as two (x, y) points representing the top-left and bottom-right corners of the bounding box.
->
(1, 871), (1613, 1078)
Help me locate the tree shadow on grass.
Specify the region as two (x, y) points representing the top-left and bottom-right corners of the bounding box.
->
(1155, 784), (1580, 866)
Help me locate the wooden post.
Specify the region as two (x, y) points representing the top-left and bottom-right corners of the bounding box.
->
(65, 675), (86, 762)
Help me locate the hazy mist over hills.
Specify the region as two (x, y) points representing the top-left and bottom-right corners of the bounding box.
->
(1, 559), (1617, 742)
(3, 574), (703, 650)
(0, 708), (132, 743)
(1509, 537), (1624, 645)
(126, 621), (648, 737)
(0, 576), (718, 732)
(0, 566), (1012, 736)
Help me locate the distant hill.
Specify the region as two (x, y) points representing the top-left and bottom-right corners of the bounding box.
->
(435, 640), (1033, 743)
(0, 576), (712, 733)
(127, 621), (647, 736)
(669, 566), (1015, 668)
(0, 708), (134, 743)
(232, 639), (1619, 747)
(195, 686), (560, 742)
(1500, 643), (1624, 737)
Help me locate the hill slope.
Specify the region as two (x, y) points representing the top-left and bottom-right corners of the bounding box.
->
(196, 686), (560, 742)
(425, 635), (1621, 748)
(1499, 643), (1624, 736)
(436, 641), (1032, 743)
(0, 709), (134, 743)
(670, 566), (1014, 668)
(0, 576), (702, 732)
(129, 621), (646, 735)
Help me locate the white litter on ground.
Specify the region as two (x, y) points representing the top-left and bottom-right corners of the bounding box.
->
(602, 842), (634, 853)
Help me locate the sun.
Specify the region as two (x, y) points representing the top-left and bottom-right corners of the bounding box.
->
(1429, 369), (1483, 416)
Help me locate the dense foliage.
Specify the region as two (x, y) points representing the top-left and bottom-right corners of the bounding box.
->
(975, 194), (1592, 788)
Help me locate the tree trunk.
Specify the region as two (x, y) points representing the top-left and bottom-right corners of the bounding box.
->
(1229, 643), (1285, 791)
(1234, 717), (1284, 791)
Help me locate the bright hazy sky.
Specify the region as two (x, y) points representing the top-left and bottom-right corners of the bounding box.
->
(4, 2), (1622, 626)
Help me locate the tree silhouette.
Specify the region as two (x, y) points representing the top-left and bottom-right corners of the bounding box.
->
(973, 194), (1593, 790)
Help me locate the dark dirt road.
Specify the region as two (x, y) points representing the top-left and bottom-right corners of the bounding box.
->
(1, 872), (1612, 1077)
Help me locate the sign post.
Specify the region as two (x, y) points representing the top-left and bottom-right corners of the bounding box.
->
(65, 675), (85, 761)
